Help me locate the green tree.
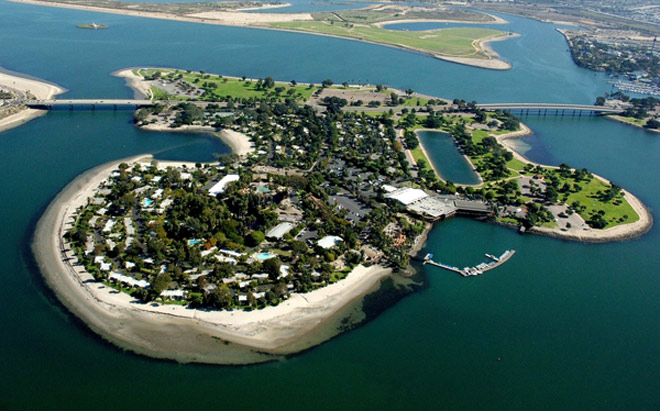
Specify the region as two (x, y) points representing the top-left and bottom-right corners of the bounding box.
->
(246, 230), (265, 247)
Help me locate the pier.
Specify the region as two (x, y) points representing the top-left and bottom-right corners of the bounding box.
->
(423, 250), (516, 277)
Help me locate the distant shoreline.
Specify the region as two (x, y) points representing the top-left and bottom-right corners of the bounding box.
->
(11, 0), (515, 70)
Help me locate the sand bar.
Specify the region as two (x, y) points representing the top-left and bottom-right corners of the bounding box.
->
(0, 69), (66, 133)
(33, 154), (392, 364)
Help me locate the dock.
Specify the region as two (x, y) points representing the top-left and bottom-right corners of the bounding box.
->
(423, 250), (516, 277)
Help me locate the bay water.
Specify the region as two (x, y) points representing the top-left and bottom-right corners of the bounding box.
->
(1, 1), (660, 408)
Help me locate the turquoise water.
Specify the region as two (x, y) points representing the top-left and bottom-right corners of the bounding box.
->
(257, 253), (277, 260)
(187, 239), (201, 245)
(417, 130), (481, 185)
(143, 198), (154, 206)
(2, 1), (660, 409)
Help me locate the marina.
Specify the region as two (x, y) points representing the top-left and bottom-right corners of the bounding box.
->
(423, 250), (516, 277)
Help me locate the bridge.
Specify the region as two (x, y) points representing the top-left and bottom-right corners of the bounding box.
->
(476, 103), (623, 116)
(26, 99), (155, 110)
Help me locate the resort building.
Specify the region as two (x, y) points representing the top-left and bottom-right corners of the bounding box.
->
(208, 174), (240, 196)
(266, 222), (295, 240)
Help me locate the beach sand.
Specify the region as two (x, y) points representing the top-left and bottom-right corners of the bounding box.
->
(33, 155), (393, 364)
(140, 122), (256, 157)
(0, 69), (66, 133)
(113, 69), (152, 99)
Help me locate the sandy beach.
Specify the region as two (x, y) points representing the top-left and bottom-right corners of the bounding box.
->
(113, 69), (152, 99)
(495, 123), (653, 242)
(33, 154), (393, 364)
(0, 69), (66, 133)
(140, 122), (256, 156)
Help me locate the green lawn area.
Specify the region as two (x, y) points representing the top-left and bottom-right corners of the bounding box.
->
(557, 175), (639, 228)
(410, 146), (429, 165)
(471, 129), (489, 144)
(506, 158), (526, 171)
(608, 115), (647, 127)
(402, 97), (429, 107)
(269, 22), (505, 58)
(140, 68), (321, 101)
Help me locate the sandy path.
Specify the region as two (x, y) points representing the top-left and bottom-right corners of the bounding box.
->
(33, 155), (392, 364)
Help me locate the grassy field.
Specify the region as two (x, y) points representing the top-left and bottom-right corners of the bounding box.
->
(554, 173), (639, 228)
(608, 115), (648, 128)
(269, 22), (505, 58)
(140, 68), (321, 101)
(410, 146), (428, 165)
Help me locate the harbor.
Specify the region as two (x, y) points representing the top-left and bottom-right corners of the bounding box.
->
(423, 250), (516, 277)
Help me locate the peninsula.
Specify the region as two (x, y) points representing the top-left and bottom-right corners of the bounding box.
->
(31, 68), (652, 365)
(0, 69), (65, 133)
(10, 0), (515, 70)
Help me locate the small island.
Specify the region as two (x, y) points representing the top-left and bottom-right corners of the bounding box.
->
(76, 23), (108, 29)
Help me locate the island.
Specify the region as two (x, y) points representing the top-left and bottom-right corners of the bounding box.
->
(10, 0), (516, 70)
(31, 67), (652, 365)
(76, 23), (108, 29)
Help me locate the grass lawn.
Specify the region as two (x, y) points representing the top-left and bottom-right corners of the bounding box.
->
(402, 97), (429, 107)
(141, 68), (321, 101)
(269, 22), (505, 58)
(410, 146), (429, 166)
(557, 175), (639, 228)
(471, 129), (489, 144)
(608, 115), (647, 127)
(506, 158), (526, 171)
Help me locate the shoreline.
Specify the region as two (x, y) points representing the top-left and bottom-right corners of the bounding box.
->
(0, 68), (66, 133)
(33, 154), (394, 364)
(494, 124), (653, 242)
(257, 24), (516, 70)
(112, 68), (152, 99)
(10, 0), (514, 70)
(605, 114), (660, 135)
(139, 123), (256, 156)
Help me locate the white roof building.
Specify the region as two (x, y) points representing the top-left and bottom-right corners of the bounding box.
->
(317, 235), (343, 249)
(208, 174), (240, 196)
(161, 290), (186, 298)
(385, 187), (429, 205)
(109, 272), (150, 288)
(266, 222), (295, 240)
